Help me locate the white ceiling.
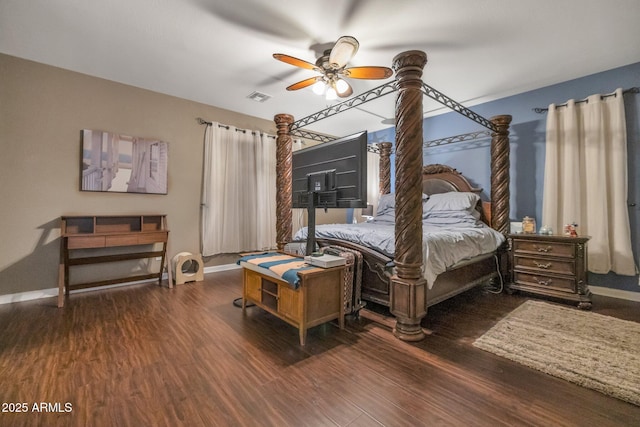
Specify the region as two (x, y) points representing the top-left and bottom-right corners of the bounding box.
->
(2, 0), (639, 137)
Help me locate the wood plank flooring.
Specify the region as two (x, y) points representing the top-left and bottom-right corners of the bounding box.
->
(1, 269), (639, 426)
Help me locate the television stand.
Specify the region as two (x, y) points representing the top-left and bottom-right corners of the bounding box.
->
(303, 188), (339, 256)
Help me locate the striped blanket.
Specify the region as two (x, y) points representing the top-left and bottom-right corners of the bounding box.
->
(237, 252), (318, 288)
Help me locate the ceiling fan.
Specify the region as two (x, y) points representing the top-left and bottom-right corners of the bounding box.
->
(273, 36), (393, 100)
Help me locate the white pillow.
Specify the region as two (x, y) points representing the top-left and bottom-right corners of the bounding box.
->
(376, 193), (429, 217)
(423, 192), (480, 213)
(376, 193), (395, 216)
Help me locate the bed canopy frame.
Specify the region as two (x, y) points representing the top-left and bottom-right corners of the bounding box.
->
(274, 50), (511, 341)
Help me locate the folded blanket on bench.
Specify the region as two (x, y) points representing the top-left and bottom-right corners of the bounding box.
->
(237, 252), (317, 289)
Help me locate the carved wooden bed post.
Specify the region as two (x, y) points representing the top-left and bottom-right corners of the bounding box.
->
(274, 114), (294, 251)
(489, 115), (512, 234)
(378, 142), (392, 195)
(390, 50), (428, 341)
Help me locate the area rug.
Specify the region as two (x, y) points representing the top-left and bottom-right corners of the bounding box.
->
(473, 300), (640, 406)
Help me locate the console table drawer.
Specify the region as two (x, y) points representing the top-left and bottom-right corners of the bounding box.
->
(68, 236), (106, 249)
(105, 234), (139, 247)
(513, 271), (576, 293)
(513, 255), (575, 275)
(138, 232), (168, 244)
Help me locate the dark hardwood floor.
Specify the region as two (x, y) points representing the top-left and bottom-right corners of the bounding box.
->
(1, 269), (639, 426)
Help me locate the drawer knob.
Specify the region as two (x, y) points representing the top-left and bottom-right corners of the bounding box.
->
(534, 277), (552, 286)
(534, 245), (552, 253)
(533, 261), (552, 269)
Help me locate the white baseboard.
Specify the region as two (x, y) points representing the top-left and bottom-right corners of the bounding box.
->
(203, 263), (241, 274)
(0, 279), (155, 305)
(589, 286), (640, 302)
(0, 287), (60, 304)
(14, 265), (638, 306)
(0, 263), (241, 306)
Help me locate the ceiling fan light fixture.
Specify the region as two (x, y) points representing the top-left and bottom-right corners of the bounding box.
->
(335, 78), (350, 95)
(312, 80), (326, 95)
(329, 36), (359, 68)
(325, 85), (338, 100)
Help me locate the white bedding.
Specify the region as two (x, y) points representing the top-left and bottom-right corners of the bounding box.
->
(293, 218), (505, 289)
(294, 193), (505, 289)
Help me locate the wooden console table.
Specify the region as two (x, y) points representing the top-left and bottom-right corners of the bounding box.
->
(58, 215), (170, 307)
(241, 261), (345, 345)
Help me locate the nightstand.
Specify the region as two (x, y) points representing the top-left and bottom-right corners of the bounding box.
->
(507, 234), (592, 309)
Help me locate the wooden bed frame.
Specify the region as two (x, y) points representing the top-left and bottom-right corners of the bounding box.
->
(273, 50), (512, 341)
(316, 163), (498, 310)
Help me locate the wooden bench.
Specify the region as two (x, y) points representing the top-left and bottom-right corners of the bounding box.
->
(241, 258), (345, 345)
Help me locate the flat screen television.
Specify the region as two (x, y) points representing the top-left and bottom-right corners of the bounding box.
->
(292, 131), (368, 255)
(292, 131), (368, 209)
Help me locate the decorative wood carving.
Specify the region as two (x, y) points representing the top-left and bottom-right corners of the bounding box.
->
(274, 114), (294, 250)
(392, 50), (427, 280)
(378, 142), (392, 195)
(489, 115), (512, 234)
(423, 164), (457, 175)
(422, 164), (482, 193)
(390, 50), (428, 342)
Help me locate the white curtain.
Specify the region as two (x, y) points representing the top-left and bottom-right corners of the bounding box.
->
(201, 124), (277, 256)
(253, 131), (277, 251)
(542, 89), (636, 275)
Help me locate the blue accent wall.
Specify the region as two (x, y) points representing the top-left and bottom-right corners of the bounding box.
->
(369, 62), (640, 292)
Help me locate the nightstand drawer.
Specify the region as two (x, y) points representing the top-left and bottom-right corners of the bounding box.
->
(513, 255), (575, 275)
(513, 271), (576, 293)
(512, 240), (575, 258)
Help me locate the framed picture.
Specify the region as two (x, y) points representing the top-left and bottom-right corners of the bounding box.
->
(81, 129), (168, 194)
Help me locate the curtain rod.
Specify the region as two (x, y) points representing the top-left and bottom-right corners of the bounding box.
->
(196, 117), (275, 139)
(533, 87), (639, 113)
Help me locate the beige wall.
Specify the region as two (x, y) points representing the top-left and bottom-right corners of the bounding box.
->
(0, 53), (293, 297)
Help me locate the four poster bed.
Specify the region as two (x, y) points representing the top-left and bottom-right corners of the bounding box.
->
(273, 50), (512, 341)
(293, 164), (504, 309)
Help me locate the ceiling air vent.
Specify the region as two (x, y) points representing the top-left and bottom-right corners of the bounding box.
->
(247, 91), (271, 103)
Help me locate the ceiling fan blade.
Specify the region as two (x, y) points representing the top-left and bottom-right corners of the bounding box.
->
(343, 66), (393, 79)
(286, 76), (323, 91)
(273, 54), (320, 71)
(329, 36), (359, 68)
